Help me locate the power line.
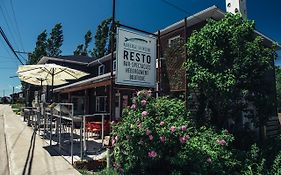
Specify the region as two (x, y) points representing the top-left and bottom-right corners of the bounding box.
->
(0, 2), (20, 50)
(160, 0), (207, 22)
(10, 0), (25, 52)
(0, 26), (24, 65)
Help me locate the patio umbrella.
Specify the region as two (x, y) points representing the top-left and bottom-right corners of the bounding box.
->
(17, 63), (89, 101)
(17, 63), (89, 146)
(18, 75), (68, 86)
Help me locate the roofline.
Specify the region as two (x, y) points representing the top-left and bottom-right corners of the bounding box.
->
(87, 52), (116, 67)
(53, 72), (116, 92)
(156, 5), (222, 34)
(37, 56), (89, 65)
(156, 5), (280, 50)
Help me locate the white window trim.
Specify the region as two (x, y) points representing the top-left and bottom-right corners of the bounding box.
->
(113, 60), (116, 71)
(168, 35), (181, 47)
(98, 64), (105, 75)
(96, 96), (107, 112)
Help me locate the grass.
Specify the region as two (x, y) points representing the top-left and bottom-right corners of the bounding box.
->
(11, 103), (25, 114)
(78, 168), (118, 175)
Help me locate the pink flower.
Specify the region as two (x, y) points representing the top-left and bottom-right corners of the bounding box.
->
(146, 129), (151, 135)
(181, 125), (187, 131)
(115, 135), (119, 141)
(149, 135), (153, 141)
(111, 138), (116, 145)
(207, 157), (212, 163)
(141, 99), (147, 106)
(148, 151), (157, 158)
(142, 111), (148, 117)
(170, 126), (176, 133)
(160, 121), (165, 126)
(130, 104), (136, 109)
(179, 137), (187, 144)
(217, 139), (227, 146)
(184, 134), (190, 141)
(160, 136), (166, 143)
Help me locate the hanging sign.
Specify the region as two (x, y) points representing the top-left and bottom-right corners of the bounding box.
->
(116, 27), (156, 88)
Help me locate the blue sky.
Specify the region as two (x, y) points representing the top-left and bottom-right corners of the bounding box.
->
(0, 0), (280, 96)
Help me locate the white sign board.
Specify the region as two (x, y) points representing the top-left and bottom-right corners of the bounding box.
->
(116, 27), (156, 88)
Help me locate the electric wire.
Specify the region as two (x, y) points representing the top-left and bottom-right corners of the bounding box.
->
(0, 2), (20, 51)
(160, 0), (208, 23)
(0, 26), (24, 65)
(10, 0), (25, 52)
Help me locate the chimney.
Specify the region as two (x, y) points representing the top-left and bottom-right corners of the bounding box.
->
(226, 0), (247, 18)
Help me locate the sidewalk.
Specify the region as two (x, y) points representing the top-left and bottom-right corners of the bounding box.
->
(1, 104), (80, 175)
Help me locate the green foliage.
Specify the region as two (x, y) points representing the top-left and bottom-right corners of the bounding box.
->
(275, 66), (281, 112)
(270, 150), (281, 175)
(94, 168), (119, 175)
(91, 18), (112, 59)
(74, 30), (92, 56)
(241, 144), (266, 175)
(185, 13), (277, 128)
(112, 90), (238, 174)
(27, 30), (47, 65)
(47, 23), (63, 56)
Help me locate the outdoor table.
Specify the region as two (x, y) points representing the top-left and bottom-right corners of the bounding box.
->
(78, 113), (110, 158)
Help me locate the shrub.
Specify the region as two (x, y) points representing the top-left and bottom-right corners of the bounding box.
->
(111, 90), (238, 174)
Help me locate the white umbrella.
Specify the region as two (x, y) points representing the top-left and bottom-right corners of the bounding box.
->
(17, 63), (89, 101)
(18, 75), (68, 86)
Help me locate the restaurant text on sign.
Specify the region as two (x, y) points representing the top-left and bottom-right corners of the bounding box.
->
(116, 27), (156, 87)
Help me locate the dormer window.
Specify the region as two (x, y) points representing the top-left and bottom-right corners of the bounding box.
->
(98, 65), (105, 75)
(168, 35), (181, 47)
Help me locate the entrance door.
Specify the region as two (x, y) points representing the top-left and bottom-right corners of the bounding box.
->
(71, 96), (85, 115)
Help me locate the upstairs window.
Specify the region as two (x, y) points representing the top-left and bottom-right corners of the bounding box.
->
(168, 35), (181, 47)
(98, 65), (105, 75)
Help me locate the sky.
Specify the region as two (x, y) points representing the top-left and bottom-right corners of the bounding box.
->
(0, 0), (280, 96)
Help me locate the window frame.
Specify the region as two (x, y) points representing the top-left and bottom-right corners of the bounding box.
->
(96, 96), (107, 112)
(98, 64), (105, 75)
(168, 35), (181, 47)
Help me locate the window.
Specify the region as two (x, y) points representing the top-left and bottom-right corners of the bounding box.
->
(113, 60), (116, 71)
(168, 35), (181, 47)
(96, 96), (107, 112)
(98, 65), (105, 75)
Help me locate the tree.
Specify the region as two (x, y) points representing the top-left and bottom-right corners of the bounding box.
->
(91, 18), (112, 58)
(74, 30), (92, 56)
(185, 13), (277, 133)
(47, 23), (63, 57)
(27, 30), (47, 65)
(275, 66), (281, 112)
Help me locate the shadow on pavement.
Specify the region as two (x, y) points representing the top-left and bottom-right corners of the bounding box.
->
(22, 131), (36, 175)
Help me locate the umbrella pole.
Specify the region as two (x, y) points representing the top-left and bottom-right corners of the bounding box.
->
(51, 70), (54, 103)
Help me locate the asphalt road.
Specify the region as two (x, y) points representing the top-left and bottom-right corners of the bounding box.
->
(0, 105), (10, 175)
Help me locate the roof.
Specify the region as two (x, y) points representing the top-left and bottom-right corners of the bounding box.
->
(87, 52), (116, 67)
(37, 55), (95, 65)
(158, 5), (281, 50)
(53, 72), (115, 92)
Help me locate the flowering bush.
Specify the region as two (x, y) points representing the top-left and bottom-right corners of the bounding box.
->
(111, 90), (238, 174)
